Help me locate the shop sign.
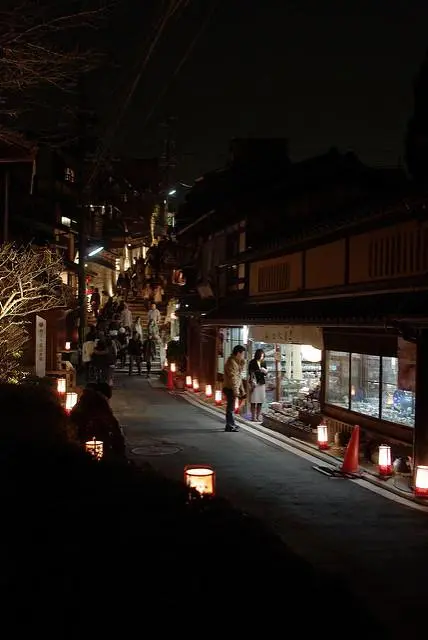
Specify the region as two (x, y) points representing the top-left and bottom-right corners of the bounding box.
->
(250, 325), (323, 349)
(35, 315), (47, 377)
(397, 337), (416, 392)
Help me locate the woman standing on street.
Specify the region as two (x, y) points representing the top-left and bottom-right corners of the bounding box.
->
(248, 349), (268, 422)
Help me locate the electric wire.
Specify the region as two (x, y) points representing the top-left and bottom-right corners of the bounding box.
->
(140, 0), (220, 130)
(87, 0), (189, 187)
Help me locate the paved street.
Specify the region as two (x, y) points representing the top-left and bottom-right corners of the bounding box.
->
(112, 374), (428, 636)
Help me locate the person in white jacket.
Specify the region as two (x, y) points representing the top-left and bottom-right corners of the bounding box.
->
(120, 303), (133, 330)
(82, 328), (97, 382)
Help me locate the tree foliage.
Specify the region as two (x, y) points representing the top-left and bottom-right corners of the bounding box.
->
(0, 243), (66, 382)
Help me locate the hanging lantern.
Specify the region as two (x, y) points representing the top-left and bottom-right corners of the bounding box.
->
(317, 422), (329, 450)
(184, 465), (215, 497)
(65, 391), (78, 413)
(414, 465), (428, 497)
(192, 378), (199, 392)
(57, 378), (66, 395)
(205, 384), (213, 398)
(170, 362), (176, 373)
(378, 444), (393, 477)
(65, 341), (71, 351)
(185, 375), (192, 388)
(85, 437), (103, 460)
(234, 397), (240, 414)
(215, 389), (222, 406)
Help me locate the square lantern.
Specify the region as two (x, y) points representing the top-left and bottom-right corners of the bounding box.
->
(85, 437), (103, 460)
(57, 378), (66, 395)
(378, 444), (393, 477)
(205, 384), (213, 398)
(184, 465), (215, 497)
(317, 423), (329, 450)
(65, 391), (78, 413)
(192, 378), (199, 392)
(65, 341), (71, 351)
(215, 389), (222, 406)
(185, 375), (192, 389)
(170, 362), (176, 373)
(415, 465), (428, 497)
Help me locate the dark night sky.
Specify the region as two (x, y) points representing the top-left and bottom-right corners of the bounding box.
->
(93, 0), (428, 182)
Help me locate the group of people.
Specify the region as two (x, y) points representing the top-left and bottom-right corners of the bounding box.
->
(223, 345), (268, 432)
(116, 254), (166, 304)
(82, 297), (163, 382)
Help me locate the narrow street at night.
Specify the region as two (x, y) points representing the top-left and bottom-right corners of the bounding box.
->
(113, 373), (428, 638)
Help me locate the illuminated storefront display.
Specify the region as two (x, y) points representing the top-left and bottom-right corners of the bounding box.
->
(326, 350), (415, 428)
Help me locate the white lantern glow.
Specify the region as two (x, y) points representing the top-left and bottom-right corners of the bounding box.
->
(205, 384), (213, 398)
(65, 341), (71, 351)
(65, 391), (78, 413)
(378, 444), (392, 477)
(192, 378), (199, 392)
(415, 465), (428, 497)
(184, 465), (215, 496)
(170, 362), (176, 373)
(185, 375), (192, 388)
(215, 389), (222, 405)
(317, 422), (329, 450)
(234, 397), (240, 414)
(57, 378), (66, 395)
(85, 437), (103, 460)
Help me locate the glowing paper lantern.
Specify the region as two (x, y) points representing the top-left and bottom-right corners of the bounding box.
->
(192, 378), (199, 392)
(205, 384), (213, 398)
(170, 362), (176, 373)
(185, 375), (192, 388)
(65, 392), (78, 413)
(164, 359), (169, 369)
(300, 344), (321, 363)
(215, 389), (222, 405)
(85, 437), (103, 460)
(378, 444), (392, 477)
(57, 378), (66, 395)
(415, 465), (428, 497)
(65, 341), (71, 351)
(184, 465), (215, 497)
(317, 422), (329, 450)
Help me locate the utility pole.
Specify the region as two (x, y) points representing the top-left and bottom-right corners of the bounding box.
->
(160, 116), (177, 233)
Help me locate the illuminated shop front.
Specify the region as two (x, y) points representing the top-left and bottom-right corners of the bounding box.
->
(324, 330), (416, 436)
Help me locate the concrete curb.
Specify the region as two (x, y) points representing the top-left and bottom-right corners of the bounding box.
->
(170, 388), (428, 513)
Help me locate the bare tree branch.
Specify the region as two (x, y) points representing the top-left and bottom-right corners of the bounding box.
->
(0, 243), (68, 382)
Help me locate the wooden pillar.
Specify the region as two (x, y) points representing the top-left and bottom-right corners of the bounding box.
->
(413, 330), (428, 474)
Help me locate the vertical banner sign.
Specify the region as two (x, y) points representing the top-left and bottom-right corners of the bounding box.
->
(397, 337), (416, 392)
(35, 315), (47, 378)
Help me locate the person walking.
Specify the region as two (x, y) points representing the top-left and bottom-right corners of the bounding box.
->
(147, 302), (161, 326)
(142, 336), (156, 378)
(128, 331), (143, 376)
(120, 303), (133, 331)
(248, 349), (268, 422)
(223, 345), (246, 432)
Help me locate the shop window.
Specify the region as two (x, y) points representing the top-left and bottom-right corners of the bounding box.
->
(382, 356), (415, 428)
(350, 353), (380, 419)
(325, 350), (415, 428)
(326, 350), (350, 408)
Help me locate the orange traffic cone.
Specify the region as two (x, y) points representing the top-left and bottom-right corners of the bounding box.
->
(340, 425), (360, 474)
(166, 369), (174, 390)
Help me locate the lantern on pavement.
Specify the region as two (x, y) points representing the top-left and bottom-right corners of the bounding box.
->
(170, 362), (176, 373)
(185, 375), (192, 388)
(215, 389), (222, 406)
(415, 465), (428, 497)
(85, 437), (103, 460)
(378, 444), (392, 477)
(192, 378), (199, 392)
(234, 397), (240, 414)
(57, 378), (66, 395)
(205, 384), (212, 398)
(317, 422), (329, 450)
(184, 465), (215, 497)
(65, 392), (78, 413)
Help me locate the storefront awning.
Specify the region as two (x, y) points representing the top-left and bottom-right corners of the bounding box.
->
(201, 291), (428, 328)
(250, 325), (323, 349)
